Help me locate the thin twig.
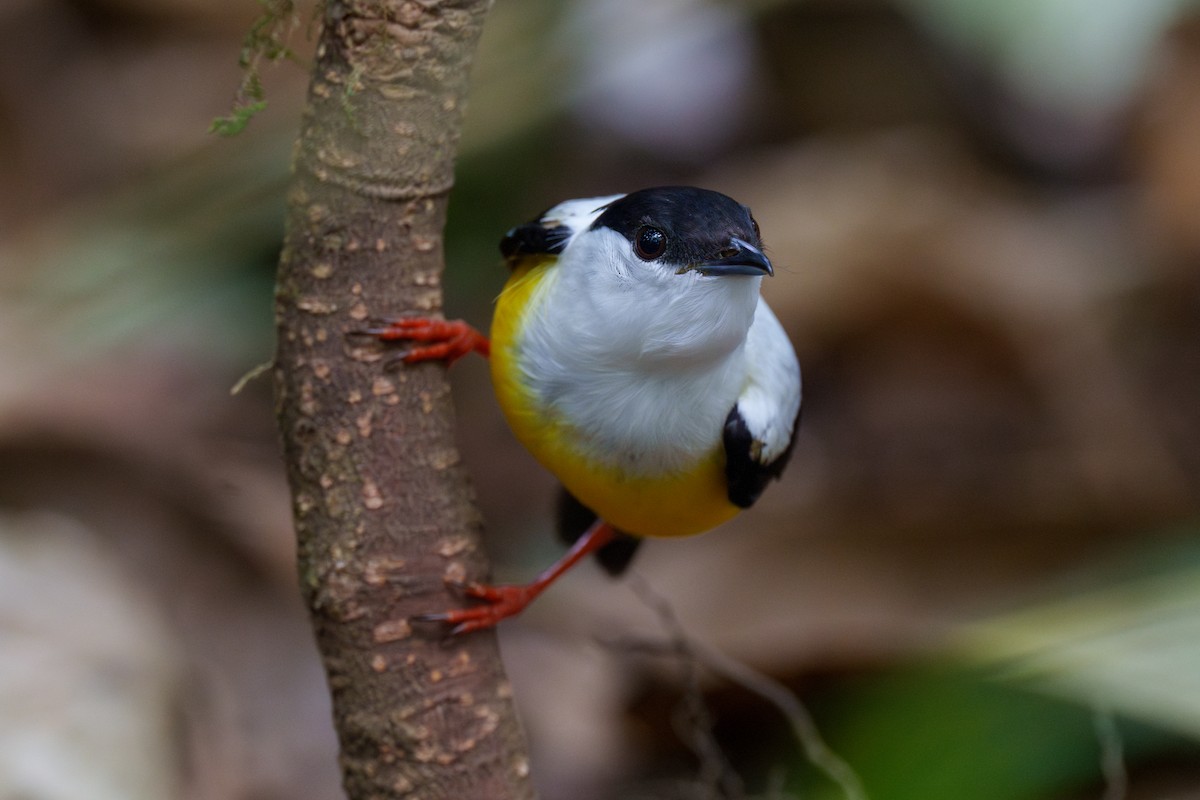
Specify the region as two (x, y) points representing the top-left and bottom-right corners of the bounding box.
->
(619, 574), (869, 800)
(670, 628), (746, 799)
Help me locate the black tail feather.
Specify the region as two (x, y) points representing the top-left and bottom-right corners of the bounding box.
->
(555, 487), (642, 577)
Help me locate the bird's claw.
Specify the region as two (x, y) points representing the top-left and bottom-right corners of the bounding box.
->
(349, 316), (490, 365)
(410, 580), (537, 636)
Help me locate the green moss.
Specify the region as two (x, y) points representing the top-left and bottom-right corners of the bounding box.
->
(211, 0), (305, 136)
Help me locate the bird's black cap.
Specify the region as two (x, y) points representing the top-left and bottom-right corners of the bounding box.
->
(590, 186), (764, 268)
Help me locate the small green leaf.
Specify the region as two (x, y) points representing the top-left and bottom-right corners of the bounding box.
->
(212, 0), (301, 137)
(210, 100), (269, 137)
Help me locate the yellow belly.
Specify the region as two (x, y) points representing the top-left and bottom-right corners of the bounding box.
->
(490, 260), (740, 538)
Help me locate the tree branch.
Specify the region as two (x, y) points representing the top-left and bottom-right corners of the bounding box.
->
(273, 1), (535, 797)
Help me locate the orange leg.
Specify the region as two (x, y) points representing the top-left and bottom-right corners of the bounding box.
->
(414, 520), (619, 635)
(359, 317), (490, 364)
(360, 314), (602, 635)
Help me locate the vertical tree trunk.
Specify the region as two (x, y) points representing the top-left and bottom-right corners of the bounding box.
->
(273, 1), (535, 797)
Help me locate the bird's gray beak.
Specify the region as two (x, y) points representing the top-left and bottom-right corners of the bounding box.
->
(693, 237), (774, 277)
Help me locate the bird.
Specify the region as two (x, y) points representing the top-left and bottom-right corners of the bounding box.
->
(362, 186), (802, 634)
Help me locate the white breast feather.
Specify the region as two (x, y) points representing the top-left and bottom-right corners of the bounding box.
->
(515, 226), (789, 476)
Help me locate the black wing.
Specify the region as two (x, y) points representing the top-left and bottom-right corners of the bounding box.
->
(500, 222), (572, 265)
(723, 404), (801, 509)
(556, 487), (642, 576)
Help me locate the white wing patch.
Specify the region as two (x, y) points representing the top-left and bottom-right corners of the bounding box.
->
(720, 300), (801, 507)
(736, 301), (802, 463)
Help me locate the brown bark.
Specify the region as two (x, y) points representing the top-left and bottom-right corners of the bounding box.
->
(273, 1), (535, 797)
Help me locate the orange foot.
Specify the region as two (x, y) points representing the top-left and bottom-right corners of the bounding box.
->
(412, 520), (619, 635)
(413, 581), (541, 635)
(357, 317), (490, 365)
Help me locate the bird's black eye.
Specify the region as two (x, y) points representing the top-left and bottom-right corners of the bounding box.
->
(751, 216), (761, 239)
(634, 226), (667, 260)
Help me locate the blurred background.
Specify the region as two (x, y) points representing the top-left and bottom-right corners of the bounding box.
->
(2, 0), (1199, 798)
